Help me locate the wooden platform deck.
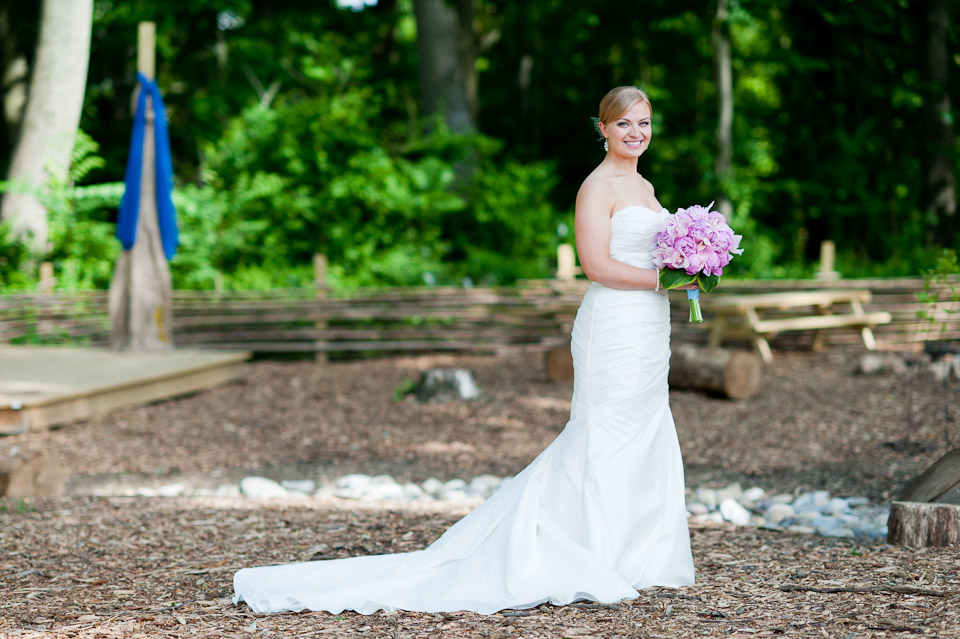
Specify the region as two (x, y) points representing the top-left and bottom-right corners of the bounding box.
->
(0, 347), (249, 435)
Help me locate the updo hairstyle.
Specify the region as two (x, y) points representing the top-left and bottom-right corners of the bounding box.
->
(598, 86), (652, 125)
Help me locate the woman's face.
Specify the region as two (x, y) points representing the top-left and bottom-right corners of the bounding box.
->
(601, 101), (652, 158)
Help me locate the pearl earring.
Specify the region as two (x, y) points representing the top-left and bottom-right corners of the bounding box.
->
(603, 139), (609, 152)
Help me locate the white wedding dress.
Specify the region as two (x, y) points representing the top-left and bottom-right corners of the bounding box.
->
(233, 205), (695, 614)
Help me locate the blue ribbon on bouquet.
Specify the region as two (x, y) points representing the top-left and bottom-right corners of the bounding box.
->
(116, 72), (178, 260)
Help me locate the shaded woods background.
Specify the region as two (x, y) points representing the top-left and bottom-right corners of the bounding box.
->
(1, 0), (958, 290)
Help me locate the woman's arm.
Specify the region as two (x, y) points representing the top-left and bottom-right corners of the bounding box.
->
(574, 181), (660, 291)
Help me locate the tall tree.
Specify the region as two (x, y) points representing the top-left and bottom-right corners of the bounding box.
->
(413, 0), (475, 133)
(920, 0), (955, 242)
(0, 0), (92, 252)
(712, 0), (733, 220)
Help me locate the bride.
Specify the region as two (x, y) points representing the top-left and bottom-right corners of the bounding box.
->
(233, 85), (696, 615)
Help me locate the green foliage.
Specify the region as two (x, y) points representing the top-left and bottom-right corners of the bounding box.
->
(392, 378), (418, 401)
(0, 130), (122, 291)
(658, 269), (720, 293)
(0, 221), (33, 291)
(0, 497), (36, 514)
(173, 86), (561, 289)
(5, 0), (958, 291)
(43, 130), (123, 290)
(916, 248), (960, 333)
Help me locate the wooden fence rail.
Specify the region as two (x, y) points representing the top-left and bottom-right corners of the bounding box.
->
(0, 278), (957, 356)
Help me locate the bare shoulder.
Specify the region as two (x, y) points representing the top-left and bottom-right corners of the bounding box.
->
(641, 175), (656, 194)
(576, 172), (615, 215)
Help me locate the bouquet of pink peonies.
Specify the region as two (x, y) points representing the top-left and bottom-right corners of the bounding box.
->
(653, 202), (743, 322)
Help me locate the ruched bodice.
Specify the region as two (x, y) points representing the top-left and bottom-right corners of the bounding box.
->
(609, 205), (669, 269)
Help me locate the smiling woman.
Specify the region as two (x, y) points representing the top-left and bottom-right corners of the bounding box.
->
(232, 86), (696, 615)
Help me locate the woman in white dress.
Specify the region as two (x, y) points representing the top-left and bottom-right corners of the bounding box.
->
(233, 85), (696, 615)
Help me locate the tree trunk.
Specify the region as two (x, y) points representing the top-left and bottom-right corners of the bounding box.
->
(888, 501), (960, 548)
(413, 0), (475, 134)
(0, 450), (64, 498)
(712, 0), (733, 220)
(0, 0), (92, 252)
(668, 344), (762, 400)
(453, 0), (478, 125)
(920, 0), (955, 242)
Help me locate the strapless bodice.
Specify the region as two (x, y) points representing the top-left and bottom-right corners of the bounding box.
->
(609, 205), (669, 269)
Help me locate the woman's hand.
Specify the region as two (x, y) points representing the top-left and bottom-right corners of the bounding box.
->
(674, 282), (700, 291)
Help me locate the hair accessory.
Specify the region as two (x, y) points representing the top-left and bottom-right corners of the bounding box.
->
(590, 117), (604, 141)
(591, 116), (609, 152)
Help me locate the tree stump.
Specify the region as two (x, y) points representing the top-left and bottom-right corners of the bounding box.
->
(888, 501), (960, 548)
(888, 448), (960, 548)
(544, 344), (763, 399)
(0, 451), (65, 498)
(668, 345), (763, 400)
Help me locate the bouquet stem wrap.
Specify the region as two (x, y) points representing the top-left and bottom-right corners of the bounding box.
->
(686, 289), (703, 323)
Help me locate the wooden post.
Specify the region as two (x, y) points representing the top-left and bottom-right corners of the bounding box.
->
(37, 261), (55, 293)
(557, 244), (577, 280)
(314, 253), (328, 362)
(813, 242), (837, 348)
(815, 240), (839, 281)
(137, 22), (155, 79)
(108, 21), (174, 351)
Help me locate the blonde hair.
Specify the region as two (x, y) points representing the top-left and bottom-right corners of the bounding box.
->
(598, 86), (652, 125)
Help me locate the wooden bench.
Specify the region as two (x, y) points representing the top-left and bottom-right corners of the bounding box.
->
(703, 289), (893, 363)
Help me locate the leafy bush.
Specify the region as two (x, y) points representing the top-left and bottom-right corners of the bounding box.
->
(916, 248), (960, 334)
(0, 221), (33, 291)
(0, 130), (123, 291)
(173, 88), (563, 289)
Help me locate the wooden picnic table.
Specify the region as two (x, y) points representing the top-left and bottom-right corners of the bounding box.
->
(703, 289), (893, 363)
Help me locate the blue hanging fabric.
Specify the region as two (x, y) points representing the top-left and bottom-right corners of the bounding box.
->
(116, 72), (178, 260)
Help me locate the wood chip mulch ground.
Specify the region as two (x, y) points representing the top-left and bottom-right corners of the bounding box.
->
(2, 345), (959, 637)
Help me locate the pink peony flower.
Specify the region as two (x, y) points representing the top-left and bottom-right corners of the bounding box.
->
(652, 201), (744, 283)
(675, 236), (697, 256)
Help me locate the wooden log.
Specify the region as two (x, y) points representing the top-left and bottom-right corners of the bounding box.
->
(898, 448), (960, 505)
(888, 501), (960, 548)
(668, 344), (763, 400)
(544, 343), (762, 399)
(0, 451), (64, 498)
(544, 346), (573, 382)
